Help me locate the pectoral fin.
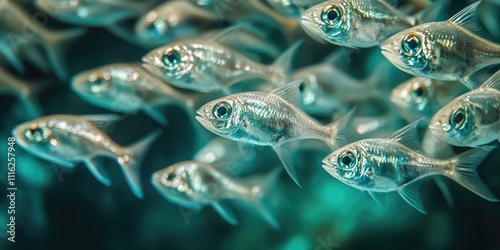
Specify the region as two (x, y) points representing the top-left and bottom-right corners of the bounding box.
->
(83, 158), (111, 186)
(211, 202), (238, 225)
(398, 183), (426, 214)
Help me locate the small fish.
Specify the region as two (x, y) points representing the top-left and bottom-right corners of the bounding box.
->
(71, 63), (200, 126)
(151, 161), (281, 228)
(142, 27), (301, 93)
(429, 70), (500, 147)
(0, 66), (49, 118)
(0, 0), (86, 80)
(322, 121), (498, 213)
(195, 80), (353, 185)
(35, 0), (158, 26)
(300, 0), (443, 48)
(390, 77), (467, 124)
(12, 114), (161, 198)
(381, 1), (500, 90)
(134, 1), (223, 48)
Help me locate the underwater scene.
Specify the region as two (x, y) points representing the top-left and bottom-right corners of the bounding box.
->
(1, 0), (500, 249)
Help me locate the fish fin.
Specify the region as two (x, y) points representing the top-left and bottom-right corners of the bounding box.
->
(368, 191), (386, 206)
(211, 202), (238, 225)
(481, 69), (500, 91)
(42, 28), (87, 80)
(269, 40), (303, 85)
(210, 24), (246, 48)
(45, 157), (75, 169)
(272, 141), (301, 187)
(433, 177), (454, 207)
(82, 114), (123, 129)
(398, 183), (427, 214)
(120, 129), (162, 198)
(388, 119), (423, 151)
(270, 79), (303, 107)
(0, 42), (26, 74)
(415, 0), (449, 23)
(447, 1), (496, 41)
(143, 107), (168, 126)
(83, 158), (112, 186)
(447, 146), (498, 201)
(461, 66), (497, 90)
(16, 80), (50, 118)
(248, 168), (281, 229)
(321, 48), (352, 65)
(326, 108), (356, 149)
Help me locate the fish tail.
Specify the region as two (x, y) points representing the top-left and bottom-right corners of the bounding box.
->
(119, 129), (162, 198)
(326, 108), (355, 149)
(42, 28), (87, 80)
(446, 146), (498, 202)
(269, 40), (303, 85)
(249, 168), (282, 229)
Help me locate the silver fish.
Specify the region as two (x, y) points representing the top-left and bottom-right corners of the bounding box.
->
(35, 0), (158, 26)
(142, 27), (300, 93)
(151, 161), (281, 228)
(0, 0), (86, 80)
(300, 0), (442, 48)
(0, 66), (49, 118)
(134, 1), (222, 48)
(322, 121), (498, 213)
(429, 70), (500, 147)
(195, 80), (353, 185)
(390, 77), (467, 124)
(381, 1), (500, 90)
(12, 114), (161, 198)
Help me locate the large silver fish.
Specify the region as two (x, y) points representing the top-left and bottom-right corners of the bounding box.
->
(322, 121), (498, 213)
(390, 77), (467, 124)
(35, 0), (158, 26)
(381, 1), (500, 90)
(300, 0), (443, 48)
(0, 0), (86, 80)
(195, 80), (353, 185)
(12, 114), (161, 198)
(151, 161), (281, 228)
(429, 70), (500, 147)
(142, 27), (301, 93)
(134, 1), (223, 48)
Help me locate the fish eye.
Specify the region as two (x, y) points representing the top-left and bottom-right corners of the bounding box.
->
(212, 102), (232, 120)
(402, 34), (421, 55)
(450, 108), (466, 129)
(321, 5), (342, 26)
(24, 125), (51, 142)
(162, 49), (181, 68)
(166, 172), (176, 182)
(411, 86), (426, 102)
(338, 151), (356, 169)
(88, 74), (111, 93)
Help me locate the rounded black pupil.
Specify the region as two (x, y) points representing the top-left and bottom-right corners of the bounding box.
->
(414, 87), (423, 97)
(167, 173), (176, 181)
(327, 9), (338, 20)
(342, 155), (352, 166)
(299, 82), (305, 91)
(407, 38), (418, 50)
(453, 112), (464, 124)
(166, 51), (178, 63)
(217, 106), (228, 116)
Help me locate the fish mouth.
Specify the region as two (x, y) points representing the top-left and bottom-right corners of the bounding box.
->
(300, 16), (328, 44)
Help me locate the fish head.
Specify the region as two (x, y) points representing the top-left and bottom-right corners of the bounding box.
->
(301, 1), (354, 46)
(429, 96), (476, 147)
(151, 162), (208, 209)
(142, 43), (199, 90)
(71, 66), (131, 111)
(381, 26), (438, 77)
(12, 118), (62, 161)
(322, 143), (375, 189)
(390, 76), (435, 122)
(135, 7), (176, 44)
(196, 96), (243, 139)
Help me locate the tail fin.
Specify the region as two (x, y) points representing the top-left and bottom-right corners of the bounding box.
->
(17, 79), (53, 118)
(326, 108), (355, 149)
(446, 146), (498, 202)
(269, 40), (303, 85)
(42, 28), (87, 80)
(248, 168), (281, 229)
(119, 129), (162, 198)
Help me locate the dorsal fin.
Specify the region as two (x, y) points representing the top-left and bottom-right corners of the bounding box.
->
(388, 119), (422, 151)
(270, 79), (303, 107)
(447, 1), (496, 41)
(482, 69), (500, 91)
(210, 24), (246, 48)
